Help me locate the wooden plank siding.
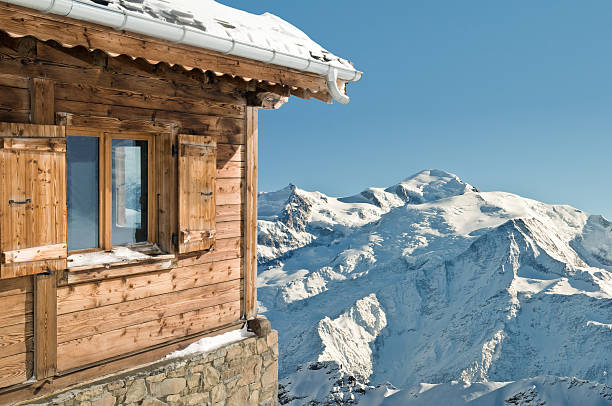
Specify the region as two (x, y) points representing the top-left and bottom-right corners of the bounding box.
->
(0, 279), (34, 389)
(57, 301), (241, 372)
(57, 259), (242, 315)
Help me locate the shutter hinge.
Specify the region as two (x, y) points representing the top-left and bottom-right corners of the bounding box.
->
(172, 233), (178, 248)
(172, 144), (178, 156)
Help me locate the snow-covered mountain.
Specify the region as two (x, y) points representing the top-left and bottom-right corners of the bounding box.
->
(257, 169), (612, 405)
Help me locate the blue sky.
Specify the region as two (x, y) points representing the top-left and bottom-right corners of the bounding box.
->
(223, 1), (612, 220)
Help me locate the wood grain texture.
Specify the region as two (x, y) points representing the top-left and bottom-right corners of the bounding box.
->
(0, 86), (28, 111)
(58, 112), (179, 134)
(216, 204), (242, 223)
(0, 277), (33, 298)
(2, 137), (66, 153)
(2, 243), (67, 264)
(0, 44), (246, 107)
(0, 111), (30, 124)
(1, 259), (66, 280)
(34, 273), (57, 379)
(0, 123), (65, 138)
(0, 73), (28, 89)
(216, 178), (243, 206)
(57, 279), (241, 343)
(0, 131), (67, 279)
(244, 107), (258, 319)
(155, 131), (177, 254)
(57, 300), (241, 372)
(57, 257), (241, 315)
(0, 4), (329, 94)
(29, 78), (54, 125)
(0, 352), (31, 389)
(65, 260), (174, 285)
(0, 293), (32, 329)
(217, 161), (244, 179)
(0, 286), (32, 389)
(55, 82), (244, 119)
(55, 101), (245, 138)
(177, 135), (217, 254)
(0, 321), (33, 359)
(176, 237), (242, 267)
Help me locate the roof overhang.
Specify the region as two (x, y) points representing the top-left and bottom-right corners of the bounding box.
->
(0, 1), (361, 104)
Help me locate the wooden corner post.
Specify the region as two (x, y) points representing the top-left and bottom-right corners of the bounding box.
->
(244, 107), (258, 319)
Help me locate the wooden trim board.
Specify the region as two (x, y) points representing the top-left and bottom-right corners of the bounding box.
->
(243, 107), (258, 319)
(2, 244), (66, 265)
(34, 273), (57, 380)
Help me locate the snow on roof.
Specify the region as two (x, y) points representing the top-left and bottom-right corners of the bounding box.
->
(80, 0), (360, 78)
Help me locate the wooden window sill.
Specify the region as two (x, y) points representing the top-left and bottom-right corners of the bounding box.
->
(66, 244), (174, 273)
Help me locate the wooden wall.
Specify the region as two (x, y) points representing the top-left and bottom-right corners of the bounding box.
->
(0, 32), (251, 383)
(0, 278), (33, 387)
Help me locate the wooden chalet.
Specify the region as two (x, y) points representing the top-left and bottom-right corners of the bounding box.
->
(0, 0), (360, 403)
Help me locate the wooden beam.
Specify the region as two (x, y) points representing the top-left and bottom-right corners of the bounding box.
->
(246, 91), (289, 110)
(0, 122), (65, 138)
(1, 138), (66, 153)
(54, 82), (245, 119)
(56, 112), (180, 134)
(2, 243), (67, 264)
(244, 107), (258, 320)
(0, 3), (329, 95)
(29, 78), (55, 125)
(34, 272), (57, 380)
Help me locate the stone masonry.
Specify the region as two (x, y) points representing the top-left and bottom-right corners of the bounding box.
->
(20, 319), (278, 406)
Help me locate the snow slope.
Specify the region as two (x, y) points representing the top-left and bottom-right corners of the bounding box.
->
(257, 170), (612, 405)
(361, 376), (612, 405)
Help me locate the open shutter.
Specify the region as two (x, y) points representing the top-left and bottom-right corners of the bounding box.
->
(0, 123), (67, 279)
(177, 134), (216, 254)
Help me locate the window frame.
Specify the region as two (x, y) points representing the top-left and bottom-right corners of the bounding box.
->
(66, 128), (157, 255)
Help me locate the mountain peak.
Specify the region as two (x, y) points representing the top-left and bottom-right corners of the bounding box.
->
(386, 169), (479, 205)
(401, 169), (463, 184)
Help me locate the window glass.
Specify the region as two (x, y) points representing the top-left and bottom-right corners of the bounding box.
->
(112, 139), (148, 246)
(67, 136), (99, 251)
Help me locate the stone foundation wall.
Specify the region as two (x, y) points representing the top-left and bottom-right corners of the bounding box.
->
(22, 324), (278, 406)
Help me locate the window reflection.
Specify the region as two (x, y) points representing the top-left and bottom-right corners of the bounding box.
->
(112, 139), (148, 246)
(67, 136), (99, 251)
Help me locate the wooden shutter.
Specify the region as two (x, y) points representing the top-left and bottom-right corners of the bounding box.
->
(0, 123), (67, 279)
(177, 134), (216, 254)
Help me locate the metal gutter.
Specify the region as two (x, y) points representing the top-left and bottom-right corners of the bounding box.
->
(7, 0), (362, 104)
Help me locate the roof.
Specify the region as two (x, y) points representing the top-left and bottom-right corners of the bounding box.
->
(7, 0), (361, 103)
(103, 0), (358, 74)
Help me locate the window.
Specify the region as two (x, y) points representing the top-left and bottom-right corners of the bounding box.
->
(66, 131), (155, 253)
(67, 135), (99, 251)
(112, 139), (148, 246)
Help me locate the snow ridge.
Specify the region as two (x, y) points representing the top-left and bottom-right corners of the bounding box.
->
(257, 169), (612, 405)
